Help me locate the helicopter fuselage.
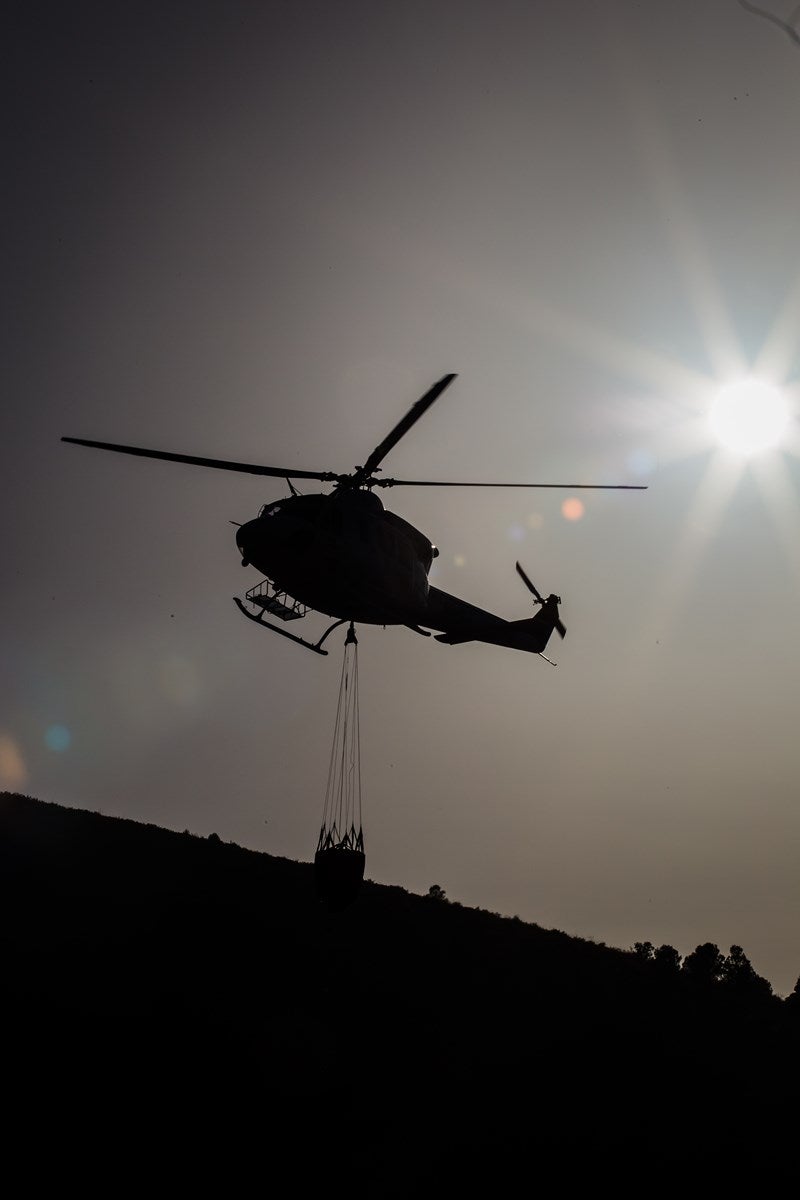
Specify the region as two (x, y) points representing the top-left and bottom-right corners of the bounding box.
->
(235, 489), (438, 626)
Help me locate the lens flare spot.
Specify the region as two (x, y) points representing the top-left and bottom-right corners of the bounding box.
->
(0, 733), (28, 786)
(526, 512), (544, 530)
(454, 553), (466, 567)
(710, 378), (789, 454)
(507, 522), (525, 542)
(45, 725), (71, 752)
(561, 497), (585, 521)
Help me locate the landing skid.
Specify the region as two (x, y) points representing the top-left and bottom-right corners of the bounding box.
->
(233, 597), (347, 656)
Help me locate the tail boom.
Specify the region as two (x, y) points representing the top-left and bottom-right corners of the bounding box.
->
(424, 586), (563, 657)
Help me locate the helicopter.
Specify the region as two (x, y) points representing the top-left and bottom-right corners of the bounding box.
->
(63, 373), (645, 661)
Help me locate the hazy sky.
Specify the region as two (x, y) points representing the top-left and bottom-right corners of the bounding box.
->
(4, 1), (800, 993)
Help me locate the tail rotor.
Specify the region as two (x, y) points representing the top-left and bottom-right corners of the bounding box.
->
(515, 561), (566, 639)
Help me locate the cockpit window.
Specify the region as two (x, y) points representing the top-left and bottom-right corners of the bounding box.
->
(259, 502), (282, 518)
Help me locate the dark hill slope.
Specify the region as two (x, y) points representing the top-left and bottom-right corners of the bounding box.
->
(1, 792), (797, 1175)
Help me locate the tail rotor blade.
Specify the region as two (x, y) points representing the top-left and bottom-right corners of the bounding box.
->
(555, 616), (567, 639)
(515, 561), (544, 604)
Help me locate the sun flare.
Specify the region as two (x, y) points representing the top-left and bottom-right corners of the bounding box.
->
(709, 379), (790, 455)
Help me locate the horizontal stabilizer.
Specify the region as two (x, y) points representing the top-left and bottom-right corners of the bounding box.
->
(434, 626), (494, 647)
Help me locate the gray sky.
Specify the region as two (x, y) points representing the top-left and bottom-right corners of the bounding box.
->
(4, 0), (800, 993)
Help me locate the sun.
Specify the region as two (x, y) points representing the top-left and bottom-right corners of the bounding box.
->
(709, 378), (790, 455)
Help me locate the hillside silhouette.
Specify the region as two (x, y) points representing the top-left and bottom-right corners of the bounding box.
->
(2, 791), (798, 1179)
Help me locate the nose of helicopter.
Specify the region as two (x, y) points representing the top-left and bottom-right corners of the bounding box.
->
(236, 518), (262, 566)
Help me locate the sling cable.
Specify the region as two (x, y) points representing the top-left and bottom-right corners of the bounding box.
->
(315, 622), (365, 907)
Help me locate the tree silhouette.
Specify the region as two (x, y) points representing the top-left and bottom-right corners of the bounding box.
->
(682, 942), (726, 986)
(653, 944), (682, 973)
(721, 945), (773, 1000)
(785, 976), (800, 1016)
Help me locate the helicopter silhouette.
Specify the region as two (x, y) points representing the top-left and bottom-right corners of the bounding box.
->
(63, 374), (645, 660)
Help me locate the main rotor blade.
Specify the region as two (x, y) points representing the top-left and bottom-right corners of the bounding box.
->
(555, 617), (567, 639)
(61, 438), (339, 482)
(375, 478), (647, 489)
(352, 373), (457, 487)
